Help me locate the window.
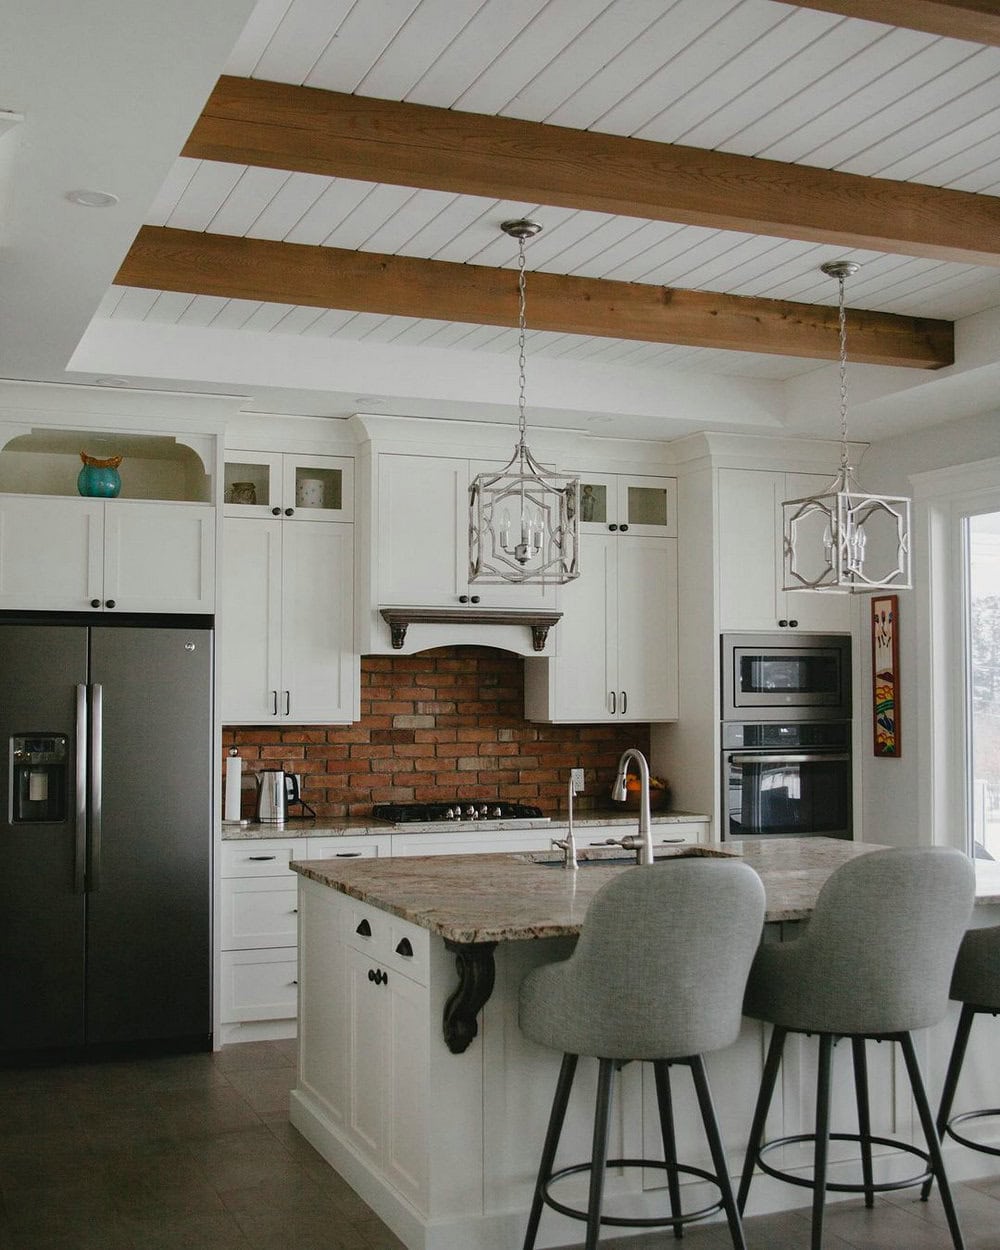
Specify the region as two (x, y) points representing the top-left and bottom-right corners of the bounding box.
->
(969, 512), (1000, 859)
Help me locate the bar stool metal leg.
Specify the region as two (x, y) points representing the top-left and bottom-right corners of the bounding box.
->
(811, 1033), (834, 1250)
(922, 1003), (976, 1201)
(738, 1025), (787, 1212)
(899, 1032), (966, 1250)
(689, 1054), (748, 1250)
(522, 1053), (578, 1250)
(653, 1060), (685, 1239)
(851, 1037), (875, 1208)
(585, 1058), (616, 1250)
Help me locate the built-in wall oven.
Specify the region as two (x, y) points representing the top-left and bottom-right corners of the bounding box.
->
(721, 721), (852, 840)
(721, 633), (852, 839)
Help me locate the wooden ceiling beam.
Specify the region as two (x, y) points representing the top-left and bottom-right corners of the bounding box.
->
(775, 2), (1000, 47)
(182, 76), (1000, 268)
(116, 226), (953, 369)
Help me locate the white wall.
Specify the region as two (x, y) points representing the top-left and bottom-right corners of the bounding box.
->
(857, 409), (1000, 848)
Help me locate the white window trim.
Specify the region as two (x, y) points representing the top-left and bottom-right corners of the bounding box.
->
(911, 456), (1000, 852)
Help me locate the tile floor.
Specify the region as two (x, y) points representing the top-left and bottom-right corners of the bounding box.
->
(0, 1040), (998, 1249)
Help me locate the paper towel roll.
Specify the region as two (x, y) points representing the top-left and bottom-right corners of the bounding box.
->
(224, 752), (243, 822)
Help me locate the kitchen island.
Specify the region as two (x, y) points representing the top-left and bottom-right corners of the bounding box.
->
(289, 841), (1000, 1250)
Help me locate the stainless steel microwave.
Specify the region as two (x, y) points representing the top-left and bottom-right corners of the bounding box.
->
(721, 633), (851, 722)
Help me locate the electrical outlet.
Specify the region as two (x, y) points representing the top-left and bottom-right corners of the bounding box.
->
(570, 768), (585, 792)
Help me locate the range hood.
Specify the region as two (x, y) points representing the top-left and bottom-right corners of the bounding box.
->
(379, 607), (561, 652)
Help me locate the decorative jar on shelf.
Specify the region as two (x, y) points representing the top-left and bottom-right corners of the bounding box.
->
(78, 452), (122, 498)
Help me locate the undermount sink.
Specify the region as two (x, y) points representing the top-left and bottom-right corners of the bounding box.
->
(520, 844), (737, 868)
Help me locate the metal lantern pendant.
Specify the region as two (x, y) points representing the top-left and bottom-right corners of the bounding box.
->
(469, 220), (580, 585)
(782, 261), (912, 594)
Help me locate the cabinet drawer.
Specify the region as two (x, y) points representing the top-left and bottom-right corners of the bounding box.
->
(578, 823), (705, 849)
(220, 949), (298, 1022)
(220, 840), (302, 878)
(308, 835), (389, 861)
(343, 902), (429, 986)
(221, 877), (299, 949)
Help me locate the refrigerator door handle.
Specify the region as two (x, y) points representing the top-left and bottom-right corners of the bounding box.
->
(74, 684), (88, 894)
(88, 683), (103, 892)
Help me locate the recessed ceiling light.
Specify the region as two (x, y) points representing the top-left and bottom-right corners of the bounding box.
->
(66, 189), (119, 208)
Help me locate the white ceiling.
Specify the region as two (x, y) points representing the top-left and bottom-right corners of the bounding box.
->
(4, 0), (1000, 443)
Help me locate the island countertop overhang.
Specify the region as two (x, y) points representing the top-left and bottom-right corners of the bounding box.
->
(290, 837), (1000, 946)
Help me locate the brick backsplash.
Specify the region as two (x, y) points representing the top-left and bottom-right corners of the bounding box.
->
(223, 647), (650, 821)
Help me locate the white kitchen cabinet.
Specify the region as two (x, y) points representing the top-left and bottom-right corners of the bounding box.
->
(376, 453), (557, 611)
(717, 468), (850, 633)
(221, 516), (357, 724)
(524, 530), (679, 723)
(0, 494), (216, 613)
(576, 472), (677, 537)
(224, 450), (353, 522)
(219, 835), (388, 1043)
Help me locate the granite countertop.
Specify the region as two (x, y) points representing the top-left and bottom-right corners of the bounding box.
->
(222, 810), (710, 840)
(293, 837), (994, 944)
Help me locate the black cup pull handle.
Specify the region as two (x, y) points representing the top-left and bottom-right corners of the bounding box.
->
(395, 938), (413, 958)
(248, 855), (276, 862)
(356, 918), (372, 937)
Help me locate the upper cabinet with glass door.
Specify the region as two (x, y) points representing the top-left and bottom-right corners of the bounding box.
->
(574, 473), (677, 537)
(224, 452), (353, 522)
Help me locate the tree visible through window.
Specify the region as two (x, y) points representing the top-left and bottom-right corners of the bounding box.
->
(970, 512), (1000, 859)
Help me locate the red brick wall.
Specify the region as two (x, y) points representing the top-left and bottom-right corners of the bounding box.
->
(224, 647), (650, 821)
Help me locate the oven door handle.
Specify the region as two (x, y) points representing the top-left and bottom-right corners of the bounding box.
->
(728, 752), (851, 765)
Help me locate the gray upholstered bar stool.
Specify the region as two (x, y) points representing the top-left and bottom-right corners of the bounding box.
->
(737, 846), (975, 1250)
(518, 858), (766, 1250)
(921, 923), (1000, 1195)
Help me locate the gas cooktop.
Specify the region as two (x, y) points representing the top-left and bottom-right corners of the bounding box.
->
(372, 801), (547, 826)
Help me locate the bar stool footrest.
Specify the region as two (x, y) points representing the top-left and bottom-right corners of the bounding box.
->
(542, 1157), (725, 1230)
(756, 1132), (932, 1194)
(946, 1109), (1000, 1157)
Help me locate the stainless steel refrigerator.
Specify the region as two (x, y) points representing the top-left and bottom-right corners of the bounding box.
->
(0, 621), (213, 1055)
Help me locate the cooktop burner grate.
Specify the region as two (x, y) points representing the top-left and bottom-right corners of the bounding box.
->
(372, 801), (545, 824)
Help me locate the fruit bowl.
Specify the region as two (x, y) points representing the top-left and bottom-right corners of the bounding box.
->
(622, 787), (670, 812)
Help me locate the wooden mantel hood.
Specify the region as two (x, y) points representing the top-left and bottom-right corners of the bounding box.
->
(379, 607), (561, 652)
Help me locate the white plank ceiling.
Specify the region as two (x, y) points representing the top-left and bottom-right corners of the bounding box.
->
(96, 0), (1000, 389)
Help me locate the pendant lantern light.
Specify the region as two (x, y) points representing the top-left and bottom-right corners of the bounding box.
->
(469, 220), (580, 585)
(782, 261), (912, 593)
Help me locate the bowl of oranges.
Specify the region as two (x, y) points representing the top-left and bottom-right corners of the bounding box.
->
(621, 774), (670, 811)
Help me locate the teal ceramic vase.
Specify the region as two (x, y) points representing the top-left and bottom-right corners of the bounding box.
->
(78, 453), (122, 498)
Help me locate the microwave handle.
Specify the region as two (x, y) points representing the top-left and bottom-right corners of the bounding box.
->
(728, 752), (851, 765)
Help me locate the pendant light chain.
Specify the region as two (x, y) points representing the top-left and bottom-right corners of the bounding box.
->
(516, 234), (528, 450)
(835, 270), (850, 474)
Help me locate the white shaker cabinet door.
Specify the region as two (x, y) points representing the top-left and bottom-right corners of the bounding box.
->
(105, 501), (216, 613)
(221, 517), (283, 723)
(378, 455), (466, 606)
(0, 494), (104, 610)
(281, 521), (357, 724)
(615, 536), (678, 722)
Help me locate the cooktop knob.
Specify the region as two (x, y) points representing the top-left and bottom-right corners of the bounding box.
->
(491, 806), (502, 818)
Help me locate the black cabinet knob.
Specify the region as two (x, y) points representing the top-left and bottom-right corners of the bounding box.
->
(459, 595), (469, 603)
(90, 599), (101, 608)
(271, 507), (281, 516)
(608, 523), (618, 531)
(778, 619), (788, 627)
(105, 600), (116, 609)
(470, 595), (480, 604)
(620, 523), (629, 532)
(367, 968), (376, 983)
(789, 619), (799, 628)
(284, 508), (294, 516)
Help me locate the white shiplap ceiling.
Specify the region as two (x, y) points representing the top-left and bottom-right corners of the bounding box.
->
(9, 0), (1000, 440)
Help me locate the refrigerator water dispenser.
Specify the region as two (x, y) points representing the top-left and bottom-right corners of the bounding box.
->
(9, 735), (68, 823)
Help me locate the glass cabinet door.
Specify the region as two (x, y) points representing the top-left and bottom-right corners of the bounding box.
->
(281, 455), (354, 522)
(573, 473), (676, 536)
(223, 453), (282, 518)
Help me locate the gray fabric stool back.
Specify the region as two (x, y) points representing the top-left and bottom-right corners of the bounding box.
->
(737, 846), (975, 1250)
(519, 857), (766, 1250)
(921, 923), (1000, 1190)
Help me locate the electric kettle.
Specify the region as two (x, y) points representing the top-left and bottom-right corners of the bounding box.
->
(254, 769), (300, 823)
